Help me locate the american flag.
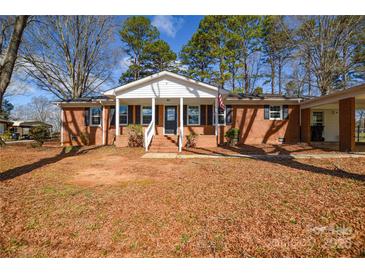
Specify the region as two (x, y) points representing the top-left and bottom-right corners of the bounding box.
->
(217, 91), (225, 110)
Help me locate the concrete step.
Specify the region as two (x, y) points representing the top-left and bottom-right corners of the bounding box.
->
(149, 147), (178, 152)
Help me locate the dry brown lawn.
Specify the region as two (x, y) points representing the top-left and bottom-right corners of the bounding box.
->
(1, 145), (365, 257)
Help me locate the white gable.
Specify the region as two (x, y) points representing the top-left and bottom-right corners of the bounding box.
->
(117, 76), (217, 99)
(104, 71), (227, 99)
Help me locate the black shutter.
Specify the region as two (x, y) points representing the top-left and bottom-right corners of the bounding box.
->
(200, 105), (206, 125)
(135, 105), (141, 124)
(226, 105), (233, 125)
(128, 105), (133, 124)
(283, 105), (289, 120)
(183, 105), (187, 125)
(84, 108), (90, 126)
(264, 105), (270, 120)
(109, 106), (115, 126)
(155, 105), (160, 125)
(207, 105), (213, 125)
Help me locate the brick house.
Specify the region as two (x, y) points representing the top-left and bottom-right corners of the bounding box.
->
(58, 71), (365, 152)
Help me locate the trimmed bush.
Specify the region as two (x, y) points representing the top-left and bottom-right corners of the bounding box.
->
(186, 133), (198, 148)
(225, 128), (240, 146)
(127, 125), (144, 147)
(29, 125), (50, 146)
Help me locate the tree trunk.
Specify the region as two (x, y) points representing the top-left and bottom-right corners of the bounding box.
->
(278, 59), (282, 95)
(270, 58), (275, 94)
(244, 58), (249, 94)
(0, 15), (28, 111)
(306, 48), (312, 96)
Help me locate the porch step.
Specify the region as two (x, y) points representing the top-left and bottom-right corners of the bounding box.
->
(149, 135), (178, 151)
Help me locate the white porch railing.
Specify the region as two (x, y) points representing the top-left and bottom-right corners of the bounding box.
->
(144, 120), (154, 151)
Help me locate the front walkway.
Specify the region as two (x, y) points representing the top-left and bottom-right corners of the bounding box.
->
(142, 152), (365, 159)
(143, 144), (365, 159)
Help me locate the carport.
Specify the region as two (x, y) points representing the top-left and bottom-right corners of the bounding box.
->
(300, 84), (365, 152)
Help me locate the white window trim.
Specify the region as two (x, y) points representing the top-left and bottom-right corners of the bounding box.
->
(187, 105), (201, 126)
(90, 107), (102, 127)
(141, 105), (152, 125)
(213, 107), (226, 126)
(119, 105), (128, 125)
(269, 105), (283, 121)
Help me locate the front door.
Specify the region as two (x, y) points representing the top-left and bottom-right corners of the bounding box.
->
(164, 106), (177, 135)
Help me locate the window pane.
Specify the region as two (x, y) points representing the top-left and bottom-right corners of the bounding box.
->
(90, 107), (101, 125)
(143, 115), (152, 124)
(188, 115), (199, 125)
(313, 112), (323, 126)
(270, 112), (281, 118)
(166, 108), (175, 121)
(269, 105), (281, 119)
(92, 117), (100, 125)
(142, 106), (152, 124)
(142, 106), (152, 116)
(91, 107), (101, 116)
(120, 115), (127, 124)
(188, 106), (199, 125)
(119, 105), (128, 115)
(218, 114), (225, 124)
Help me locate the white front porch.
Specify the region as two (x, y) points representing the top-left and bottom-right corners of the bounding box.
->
(114, 97), (220, 152)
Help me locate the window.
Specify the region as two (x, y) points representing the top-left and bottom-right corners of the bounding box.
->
(213, 107), (226, 125)
(312, 112), (324, 126)
(141, 106), (152, 124)
(187, 106), (200, 125)
(269, 105), (282, 120)
(119, 105), (128, 125)
(90, 107), (101, 126)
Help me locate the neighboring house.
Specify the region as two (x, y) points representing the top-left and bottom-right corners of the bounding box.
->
(0, 117), (12, 135)
(10, 120), (53, 139)
(58, 71), (365, 152)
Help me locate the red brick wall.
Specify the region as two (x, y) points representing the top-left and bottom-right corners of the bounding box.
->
(300, 108), (311, 143)
(62, 107), (113, 146)
(63, 104), (300, 146)
(339, 97), (355, 152)
(219, 105), (300, 145)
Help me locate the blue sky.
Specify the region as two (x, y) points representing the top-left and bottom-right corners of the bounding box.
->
(8, 15), (203, 107)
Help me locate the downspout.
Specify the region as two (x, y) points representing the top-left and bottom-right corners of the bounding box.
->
(59, 103), (64, 147)
(99, 100), (106, 146)
(298, 98), (302, 143)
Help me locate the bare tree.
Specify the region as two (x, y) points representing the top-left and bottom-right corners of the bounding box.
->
(0, 16), (29, 112)
(298, 16), (364, 95)
(11, 95), (61, 132)
(21, 16), (117, 100)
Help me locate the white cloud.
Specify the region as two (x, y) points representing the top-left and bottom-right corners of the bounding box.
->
(151, 16), (184, 38)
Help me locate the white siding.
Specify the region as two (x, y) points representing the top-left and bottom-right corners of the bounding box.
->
(116, 76), (217, 99)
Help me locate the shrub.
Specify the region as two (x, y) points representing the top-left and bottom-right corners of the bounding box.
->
(29, 125), (50, 146)
(225, 128), (240, 146)
(80, 131), (90, 145)
(0, 131), (12, 141)
(186, 133), (198, 148)
(127, 125), (144, 147)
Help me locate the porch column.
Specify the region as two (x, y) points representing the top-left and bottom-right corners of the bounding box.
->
(179, 97), (184, 152)
(116, 98), (120, 136)
(152, 97), (156, 134)
(300, 108), (311, 143)
(339, 97), (355, 152)
(214, 97), (218, 136)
